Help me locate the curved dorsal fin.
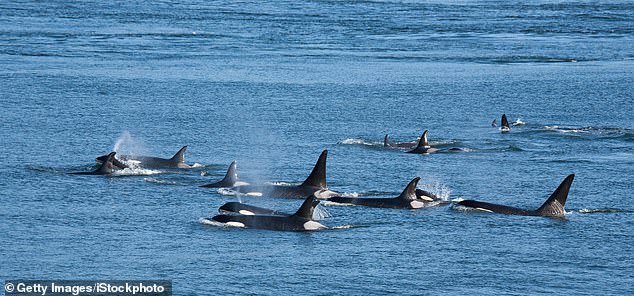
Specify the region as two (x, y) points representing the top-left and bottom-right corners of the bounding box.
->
(301, 150), (328, 188)
(170, 146), (188, 163)
(293, 194), (320, 219)
(536, 174), (575, 217)
(501, 114), (510, 129)
(96, 152), (116, 174)
(398, 177), (421, 200)
(414, 130), (429, 149)
(220, 161), (237, 185)
(384, 134), (391, 147)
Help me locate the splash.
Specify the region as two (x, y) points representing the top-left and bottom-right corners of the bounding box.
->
(313, 204), (332, 220)
(111, 131), (147, 156)
(418, 181), (451, 201)
(112, 168), (163, 176)
(199, 218), (228, 227)
(578, 208), (626, 214)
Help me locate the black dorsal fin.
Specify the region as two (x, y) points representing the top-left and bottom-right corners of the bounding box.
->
(301, 150), (328, 188)
(170, 146), (187, 163)
(96, 152), (116, 174)
(414, 130), (430, 149)
(536, 174), (575, 217)
(398, 177), (421, 200)
(220, 161), (237, 185)
(293, 194), (320, 219)
(384, 134), (391, 147)
(501, 114), (510, 129)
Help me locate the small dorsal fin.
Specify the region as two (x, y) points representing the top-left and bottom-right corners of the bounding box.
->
(501, 114), (510, 129)
(536, 174), (575, 217)
(414, 130), (430, 149)
(384, 134), (391, 147)
(301, 150), (328, 188)
(170, 146), (187, 163)
(491, 119), (497, 127)
(293, 194), (320, 219)
(220, 161), (237, 185)
(96, 152), (116, 174)
(398, 177), (421, 200)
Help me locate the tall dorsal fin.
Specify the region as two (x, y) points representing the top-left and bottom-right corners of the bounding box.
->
(501, 114), (510, 129)
(96, 152), (116, 174)
(220, 161), (237, 185)
(170, 146), (187, 163)
(414, 130), (430, 149)
(398, 177), (421, 200)
(384, 134), (391, 147)
(293, 194), (320, 219)
(536, 174), (575, 217)
(301, 150), (327, 188)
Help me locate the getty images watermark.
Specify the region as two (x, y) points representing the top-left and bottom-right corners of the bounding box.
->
(4, 280), (171, 296)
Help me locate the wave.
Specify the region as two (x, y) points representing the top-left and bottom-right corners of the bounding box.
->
(578, 208), (628, 214)
(338, 138), (382, 147)
(543, 126), (634, 139)
(112, 168), (163, 176)
(143, 178), (179, 185)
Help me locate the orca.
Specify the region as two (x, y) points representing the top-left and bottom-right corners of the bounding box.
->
(218, 202), (287, 216)
(384, 134), (417, 148)
(231, 150), (337, 199)
(491, 119), (498, 127)
(70, 152), (116, 175)
(457, 174), (575, 217)
(201, 161), (237, 188)
(96, 146), (192, 169)
(328, 177), (440, 209)
(500, 114), (511, 132)
(211, 194), (326, 231)
(406, 130), (439, 154)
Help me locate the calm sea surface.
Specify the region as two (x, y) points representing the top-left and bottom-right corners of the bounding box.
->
(1, 1), (633, 295)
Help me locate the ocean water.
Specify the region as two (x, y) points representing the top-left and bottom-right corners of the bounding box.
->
(1, 0), (633, 295)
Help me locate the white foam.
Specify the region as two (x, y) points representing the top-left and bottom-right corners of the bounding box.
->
(322, 201), (356, 207)
(112, 168), (163, 176)
(339, 138), (367, 145)
(313, 204), (332, 220)
(191, 163), (205, 168)
(330, 225), (355, 229)
(233, 181), (250, 186)
(418, 182), (451, 201)
(217, 188), (239, 196)
(199, 218), (225, 227)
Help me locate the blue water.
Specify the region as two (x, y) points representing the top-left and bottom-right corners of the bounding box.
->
(1, 0), (633, 294)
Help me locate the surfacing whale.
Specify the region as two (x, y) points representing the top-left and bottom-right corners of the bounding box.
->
(384, 134), (417, 149)
(71, 152), (116, 175)
(201, 161), (238, 188)
(328, 177), (443, 209)
(211, 194), (326, 231)
(457, 174), (575, 217)
(406, 130), (439, 154)
(231, 149), (337, 199)
(218, 202), (288, 216)
(96, 146), (192, 169)
(500, 114), (511, 132)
